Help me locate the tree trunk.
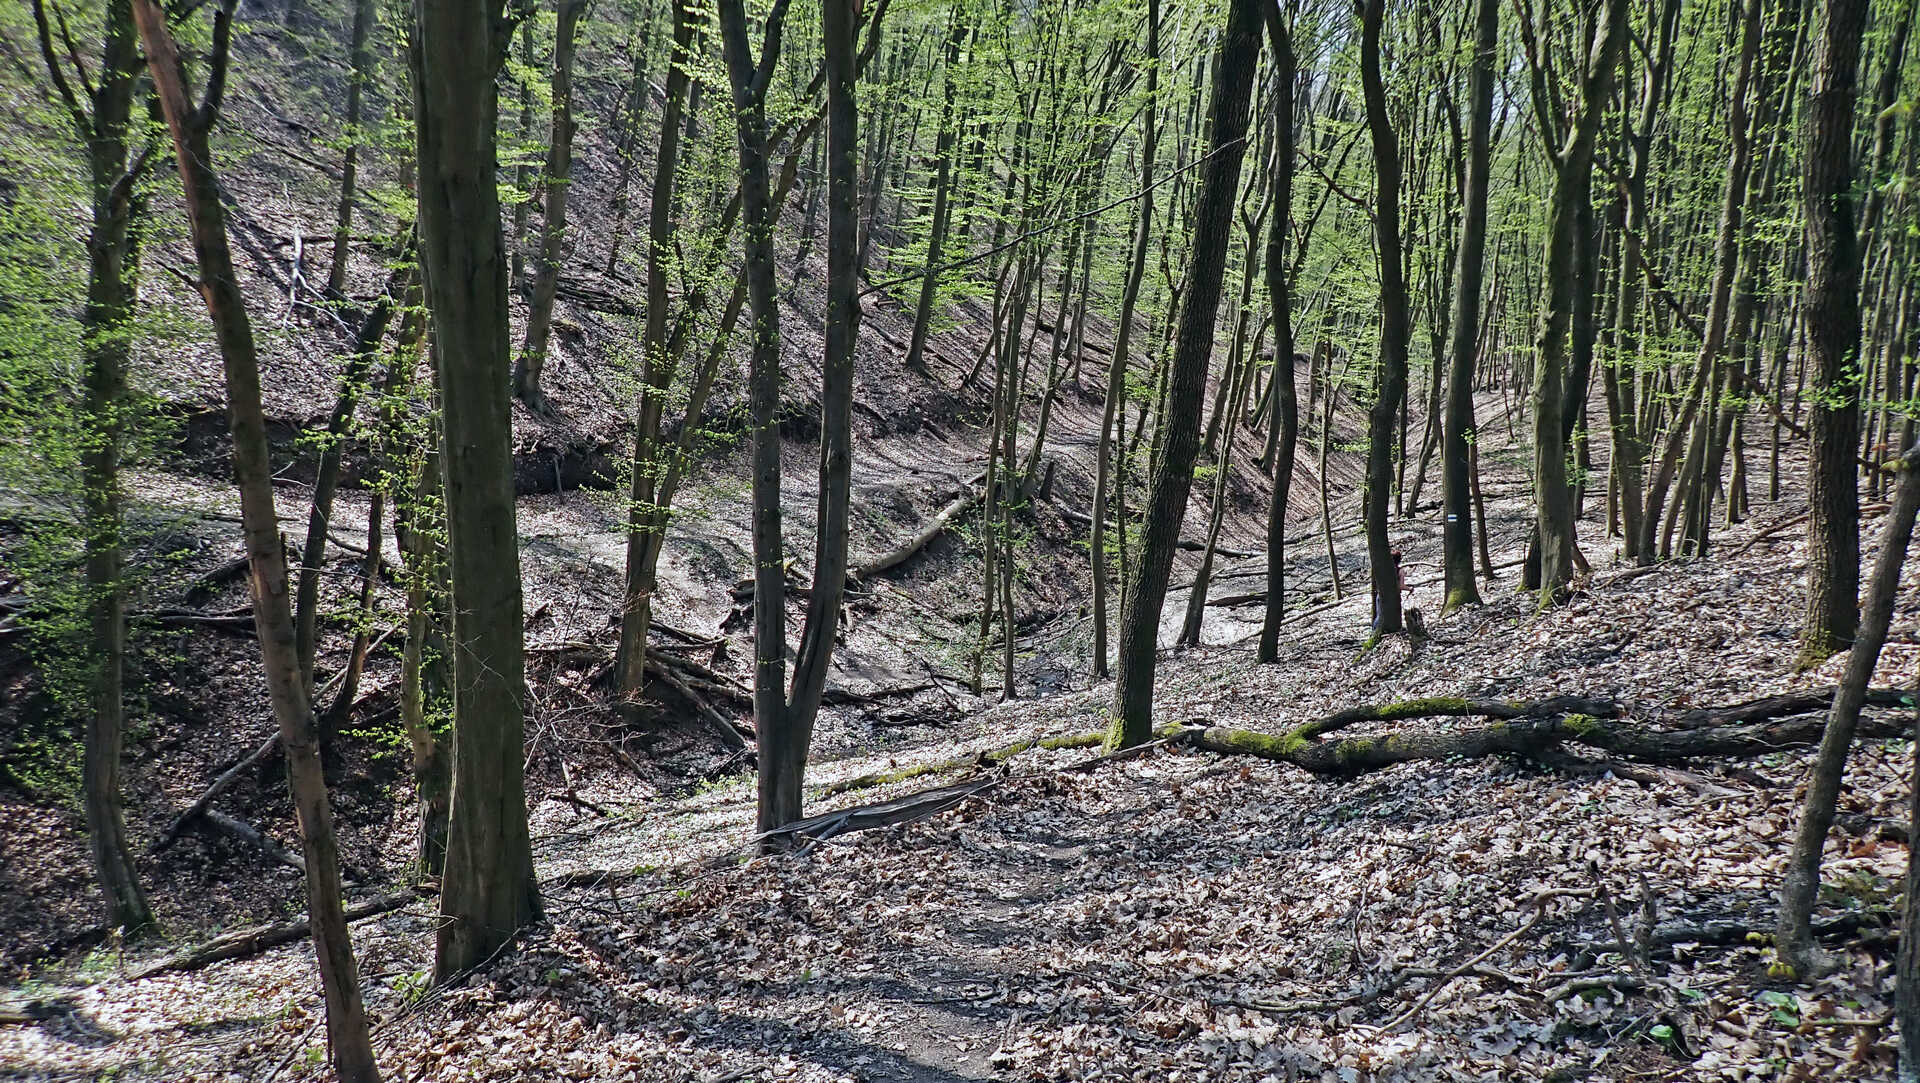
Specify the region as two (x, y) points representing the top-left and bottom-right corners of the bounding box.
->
(1797, 0), (1869, 667)
(1524, 0), (1623, 605)
(325, 0), (375, 295)
(614, 0), (697, 699)
(903, 18), (968, 373)
(1776, 443), (1920, 976)
(1256, 10), (1297, 665)
(1109, 0), (1258, 747)
(511, 0), (587, 415)
(1359, 0), (1408, 634)
(133, 3), (378, 1077)
(409, 0), (540, 981)
(294, 253), (411, 692)
(60, 0), (155, 935)
(1091, 0), (1160, 677)
(1439, 0), (1496, 615)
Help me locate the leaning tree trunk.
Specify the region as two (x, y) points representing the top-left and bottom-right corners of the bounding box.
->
(1774, 420), (1912, 971)
(1776, 442), (1920, 975)
(1903, 670), (1920, 1081)
(1797, 0), (1868, 668)
(409, 0), (541, 982)
(1359, 0), (1408, 634)
(511, 0), (587, 415)
(1439, 0), (1496, 614)
(133, 2), (378, 1078)
(1256, 4), (1297, 665)
(1109, 0), (1259, 748)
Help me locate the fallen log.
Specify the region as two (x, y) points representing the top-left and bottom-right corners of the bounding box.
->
(1175, 706), (1918, 778)
(201, 809), (305, 874)
(131, 888), (425, 980)
(851, 481), (982, 582)
(1673, 686), (1909, 728)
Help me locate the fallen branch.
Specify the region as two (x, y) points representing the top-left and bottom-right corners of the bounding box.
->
(132, 889), (425, 980)
(151, 732), (279, 852)
(646, 660), (749, 752)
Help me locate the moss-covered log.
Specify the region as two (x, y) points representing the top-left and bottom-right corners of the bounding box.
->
(1177, 706), (1918, 778)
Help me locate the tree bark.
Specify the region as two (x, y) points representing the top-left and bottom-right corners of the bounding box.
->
(1109, 0), (1258, 747)
(904, 16), (968, 374)
(1256, 7), (1297, 664)
(1439, 0), (1496, 614)
(614, 0), (697, 699)
(1090, 0), (1160, 678)
(42, 0), (156, 935)
(325, 0), (375, 295)
(1359, 0), (1408, 633)
(1522, 0), (1624, 605)
(409, 0), (540, 981)
(511, 0), (587, 415)
(1776, 444), (1920, 976)
(133, 3), (378, 1077)
(1798, 0), (1869, 667)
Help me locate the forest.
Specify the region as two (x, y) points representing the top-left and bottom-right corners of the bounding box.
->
(0, 0), (1918, 1077)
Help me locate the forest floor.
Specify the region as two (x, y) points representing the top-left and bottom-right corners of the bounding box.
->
(5, 420), (1920, 1081)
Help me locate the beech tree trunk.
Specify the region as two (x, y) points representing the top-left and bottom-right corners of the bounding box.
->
(614, 0), (696, 699)
(44, 0), (156, 935)
(1359, 0), (1407, 634)
(1256, 4), (1297, 665)
(133, 2), (378, 1077)
(1798, 0), (1868, 667)
(1439, 0), (1496, 614)
(511, 0), (587, 415)
(409, 0), (541, 981)
(1090, 0), (1159, 678)
(1523, 0), (1623, 605)
(325, 0), (375, 295)
(1109, 0), (1258, 747)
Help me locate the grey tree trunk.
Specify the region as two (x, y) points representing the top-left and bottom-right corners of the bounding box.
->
(614, 0), (696, 700)
(325, 0), (375, 295)
(409, 0), (540, 982)
(1090, 0), (1159, 679)
(1255, 4), (1297, 664)
(1439, 0), (1496, 614)
(1798, 0), (1868, 667)
(1359, 0), (1408, 634)
(1522, 0), (1624, 605)
(511, 0), (587, 415)
(42, 0), (157, 935)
